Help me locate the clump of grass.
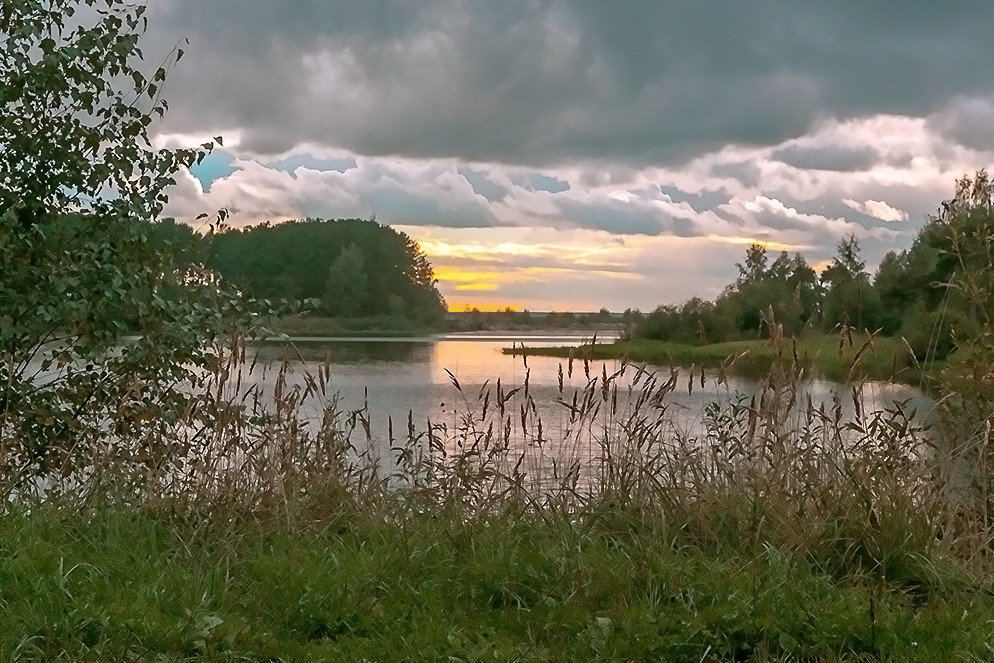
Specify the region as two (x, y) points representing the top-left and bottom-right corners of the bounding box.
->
(508, 328), (921, 383)
(1, 322), (993, 659)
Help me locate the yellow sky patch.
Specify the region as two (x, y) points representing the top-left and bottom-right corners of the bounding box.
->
(447, 302), (523, 312)
(706, 234), (802, 252)
(417, 239), (550, 259)
(432, 267), (503, 283)
(418, 237), (630, 267)
(518, 266), (641, 280)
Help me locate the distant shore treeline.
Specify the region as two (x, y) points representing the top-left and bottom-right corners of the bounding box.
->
(446, 308), (629, 332)
(152, 217), (448, 327)
(632, 174), (994, 361)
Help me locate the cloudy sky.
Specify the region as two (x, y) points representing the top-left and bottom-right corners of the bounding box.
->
(142, 2), (994, 312)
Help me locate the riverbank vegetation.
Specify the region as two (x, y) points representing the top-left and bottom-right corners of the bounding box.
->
(3, 327), (994, 660)
(8, 1), (994, 660)
(447, 307), (628, 333)
(629, 174), (994, 362)
(517, 173), (994, 386)
(508, 329), (923, 384)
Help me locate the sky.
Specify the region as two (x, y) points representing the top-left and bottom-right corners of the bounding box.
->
(140, 1), (994, 312)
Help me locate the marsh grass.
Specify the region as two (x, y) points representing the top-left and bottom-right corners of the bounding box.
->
(510, 329), (923, 384)
(2, 322), (994, 660)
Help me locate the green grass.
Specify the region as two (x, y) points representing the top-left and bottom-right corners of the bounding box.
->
(1, 501), (991, 661)
(507, 331), (929, 384)
(2, 327), (989, 661)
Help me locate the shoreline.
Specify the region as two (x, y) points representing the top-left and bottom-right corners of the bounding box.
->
(502, 332), (931, 385)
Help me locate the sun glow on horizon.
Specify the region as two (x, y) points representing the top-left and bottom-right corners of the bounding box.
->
(455, 283), (499, 291)
(705, 234), (803, 252)
(447, 303), (524, 312)
(418, 238), (550, 258)
(409, 225), (845, 312)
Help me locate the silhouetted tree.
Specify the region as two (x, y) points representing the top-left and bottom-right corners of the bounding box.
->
(821, 233), (880, 331)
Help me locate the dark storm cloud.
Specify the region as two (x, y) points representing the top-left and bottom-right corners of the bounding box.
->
(927, 97), (994, 152)
(519, 174), (570, 194)
(370, 188), (498, 228)
(710, 162), (762, 188)
(146, 1), (994, 166)
(554, 198), (667, 236)
(457, 168), (508, 202)
(660, 187), (732, 213)
(267, 155), (357, 175)
(771, 144), (880, 172)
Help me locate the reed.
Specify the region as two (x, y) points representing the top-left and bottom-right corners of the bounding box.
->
(2, 321), (993, 660)
(507, 329), (923, 384)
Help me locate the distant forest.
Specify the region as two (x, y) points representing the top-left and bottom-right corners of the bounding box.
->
(151, 218), (447, 326)
(633, 179), (993, 361)
(148, 176), (992, 355)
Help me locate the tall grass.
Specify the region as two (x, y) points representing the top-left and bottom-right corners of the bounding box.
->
(3, 320), (994, 659)
(507, 328), (922, 383)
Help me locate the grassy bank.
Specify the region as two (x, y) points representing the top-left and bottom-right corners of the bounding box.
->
(506, 331), (929, 384)
(2, 333), (991, 660)
(4, 497), (991, 661)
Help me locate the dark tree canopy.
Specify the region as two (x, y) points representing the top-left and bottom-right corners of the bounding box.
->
(878, 171), (994, 359)
(639, 243), (819, 344)
(205, 218), (447, 326)
(820, 233), (880, 332)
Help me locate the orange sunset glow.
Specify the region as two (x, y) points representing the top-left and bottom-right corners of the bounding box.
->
(157, 4), (987, 313)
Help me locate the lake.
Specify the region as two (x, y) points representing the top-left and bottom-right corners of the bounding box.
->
(242, 332), (933, 482)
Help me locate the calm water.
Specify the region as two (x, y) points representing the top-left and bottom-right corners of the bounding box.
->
(245, 332), (931, 451)
(247, 332), (629, 436)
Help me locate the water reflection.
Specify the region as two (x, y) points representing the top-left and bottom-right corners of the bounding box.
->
(253, 337), (432, 364)
(235, 333), (934, 491)
(244, 333), (932, 450)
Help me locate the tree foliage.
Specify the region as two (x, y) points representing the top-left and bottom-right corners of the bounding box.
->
(0, 0), (249, 488)
(820, 233), (880, 332)
(867, 172), (994, 360)
(638, 244), (818, 343)
(325, 243), (368, 317)
(206, 218), (447, 326)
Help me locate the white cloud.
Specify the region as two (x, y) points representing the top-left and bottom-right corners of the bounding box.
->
(160, 107), (993, 310)
(842, 198), (909, 222)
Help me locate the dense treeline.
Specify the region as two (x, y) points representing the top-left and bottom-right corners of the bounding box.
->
(449, 307), (620, 331)
(153, 217), (448, 327)
(635, 171), (994, 361)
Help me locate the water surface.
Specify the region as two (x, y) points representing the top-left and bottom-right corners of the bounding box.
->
(246, 332), (931, 448)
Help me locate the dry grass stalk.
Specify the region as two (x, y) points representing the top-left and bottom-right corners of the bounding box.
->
(2, 326), (989, 581)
